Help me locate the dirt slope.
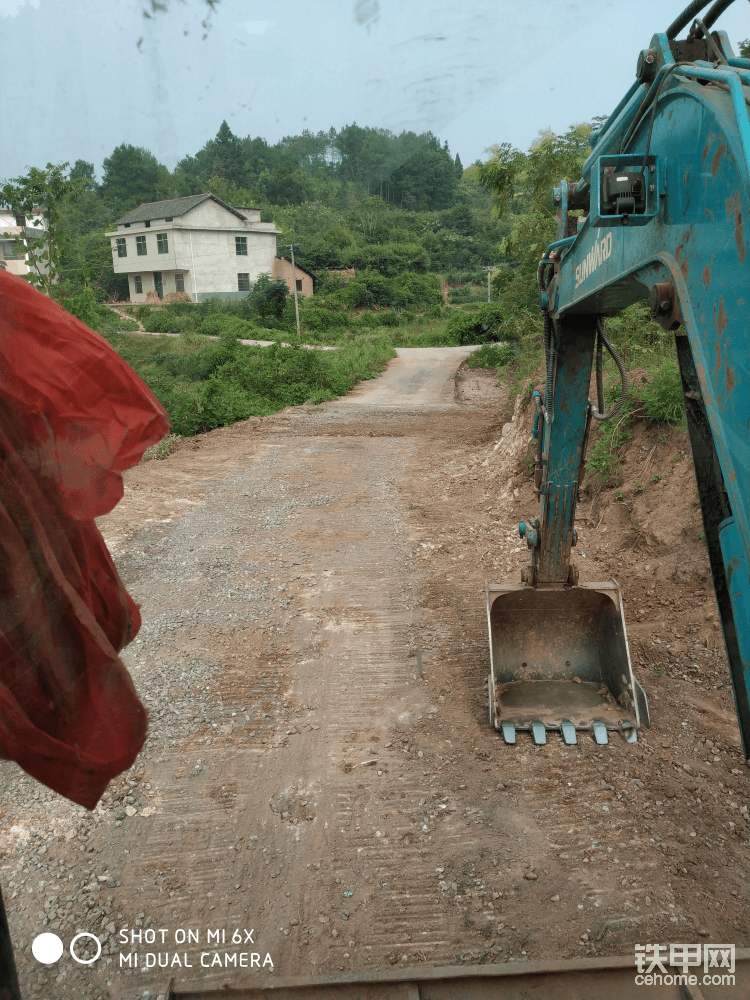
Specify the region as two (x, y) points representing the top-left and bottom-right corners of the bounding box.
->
(0, 351), (747, 1000)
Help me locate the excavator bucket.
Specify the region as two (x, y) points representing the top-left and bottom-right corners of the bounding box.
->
(486, 579), (649, 745)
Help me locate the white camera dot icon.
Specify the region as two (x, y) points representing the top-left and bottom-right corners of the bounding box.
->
(31, 931), (102, 965)
(32, 933), (63, 964)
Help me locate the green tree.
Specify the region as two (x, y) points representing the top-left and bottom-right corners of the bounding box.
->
(177, 130), (275, 191)
(278, 128), (337, 177)
(246, 274), (290, 321)
(477, 142), (525, 216)
(100, 143), (169, 210)
(384, 132), (456, 211)
(0, 162), (86, 296)
(524, 123), (592, 212)
(341, 241), (429, 277)
(352, 195), (385, 240)
(479, 120), (603, 313)
(57, 190), (129, 301)
(69, 159), (97, 190)
(237, 134), (276, 181)
(334, 122), (377, 186)
(258, 154), (313, 206)
(210, 120), (247, 186)
(454, 152), (464, 178)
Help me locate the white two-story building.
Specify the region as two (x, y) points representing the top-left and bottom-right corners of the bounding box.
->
(106, 192), (283, 303)
(0, 209), (47, 278)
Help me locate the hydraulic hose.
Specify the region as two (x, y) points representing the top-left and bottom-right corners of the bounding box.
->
(666, 0), (715, 39)
(590, 317), (629, 421)
(698, 0), (737, 31)
(596, 332), (605, 415)
(543, 311), (556, 422)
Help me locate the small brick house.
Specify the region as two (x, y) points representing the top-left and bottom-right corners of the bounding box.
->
(272, 255), (314, 298)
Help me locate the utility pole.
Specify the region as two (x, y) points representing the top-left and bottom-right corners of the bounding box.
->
(288, 244), (301, 338)
(482, 265), (501, 302)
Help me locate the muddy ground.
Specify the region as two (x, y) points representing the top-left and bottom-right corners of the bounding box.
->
(1, 347), (747, 1000)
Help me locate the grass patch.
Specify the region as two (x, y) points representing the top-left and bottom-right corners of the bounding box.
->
(141, 432), (182, 462)
(387, 320), (459, 347)
(640, 358), (685, 427)
(105, 330), (394, 438)
(465, 342), (516, 370)
(61, 291), (140, 335)
(143, 310), (197, 334)
(584, 398), (636, 488)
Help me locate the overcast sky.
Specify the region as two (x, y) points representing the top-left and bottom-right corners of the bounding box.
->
(1, 0), (748, 182)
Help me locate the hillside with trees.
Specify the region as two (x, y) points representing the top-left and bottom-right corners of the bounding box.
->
(1, 110), (694, 455)
(1, 121), (505, 305)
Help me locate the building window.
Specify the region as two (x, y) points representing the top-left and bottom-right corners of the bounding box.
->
(15, 215), (26, 227)
(157, 233), (168, 254)
(296, 279), (302, 292)
(144, 220), (151, 228)
(124, 223), (131, 228)
(1, 240), (21, 260)
(136, 235), (147, 256)
(175, 273), (185, 292)
(116, 238), (127, 258)
(165, 216), (173, 222)
(237, 273), (250, 291)
(134, 276), (143, 294)
(235, 236), (248, 255)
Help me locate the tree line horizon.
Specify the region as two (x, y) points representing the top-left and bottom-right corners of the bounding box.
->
(64, 120), (467, 217)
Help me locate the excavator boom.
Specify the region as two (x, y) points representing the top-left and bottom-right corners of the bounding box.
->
(488, 0), (750, 754)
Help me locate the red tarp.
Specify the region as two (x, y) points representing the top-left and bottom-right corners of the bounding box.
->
(0, 272), (170, 809)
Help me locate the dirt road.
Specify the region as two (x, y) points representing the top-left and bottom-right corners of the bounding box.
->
(1, 347), (747, 999)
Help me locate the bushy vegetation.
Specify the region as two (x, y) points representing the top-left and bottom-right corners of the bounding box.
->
(63, 287), (139, 334)
(465, 343), (517, 369)
(581, 350), (685, 490)
(446, 302), (511, 345)
(141, 432), (182, 462)
(448, 285), (487, 305)
(584, 399), (636, 487)
(100, 330), (395, 440)
(640, 359), (685, 427)
(195, 313), (268, 340)
(142, 310), (194, 334)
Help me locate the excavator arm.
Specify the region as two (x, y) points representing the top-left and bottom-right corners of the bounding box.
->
(487, 0), (750, 755)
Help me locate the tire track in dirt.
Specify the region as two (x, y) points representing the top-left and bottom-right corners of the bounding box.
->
(197, 349), (481, 979)
(251, 430), (458, 970)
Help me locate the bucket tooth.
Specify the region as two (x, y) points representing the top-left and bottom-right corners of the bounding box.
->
(620, 720), (638, 743)
(486, 580), (648, 749)
(561, 719), (577, 744)
(592, 720), (609, 745)
(531, 721), (547, 745)
(501, 721), (516, 745)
